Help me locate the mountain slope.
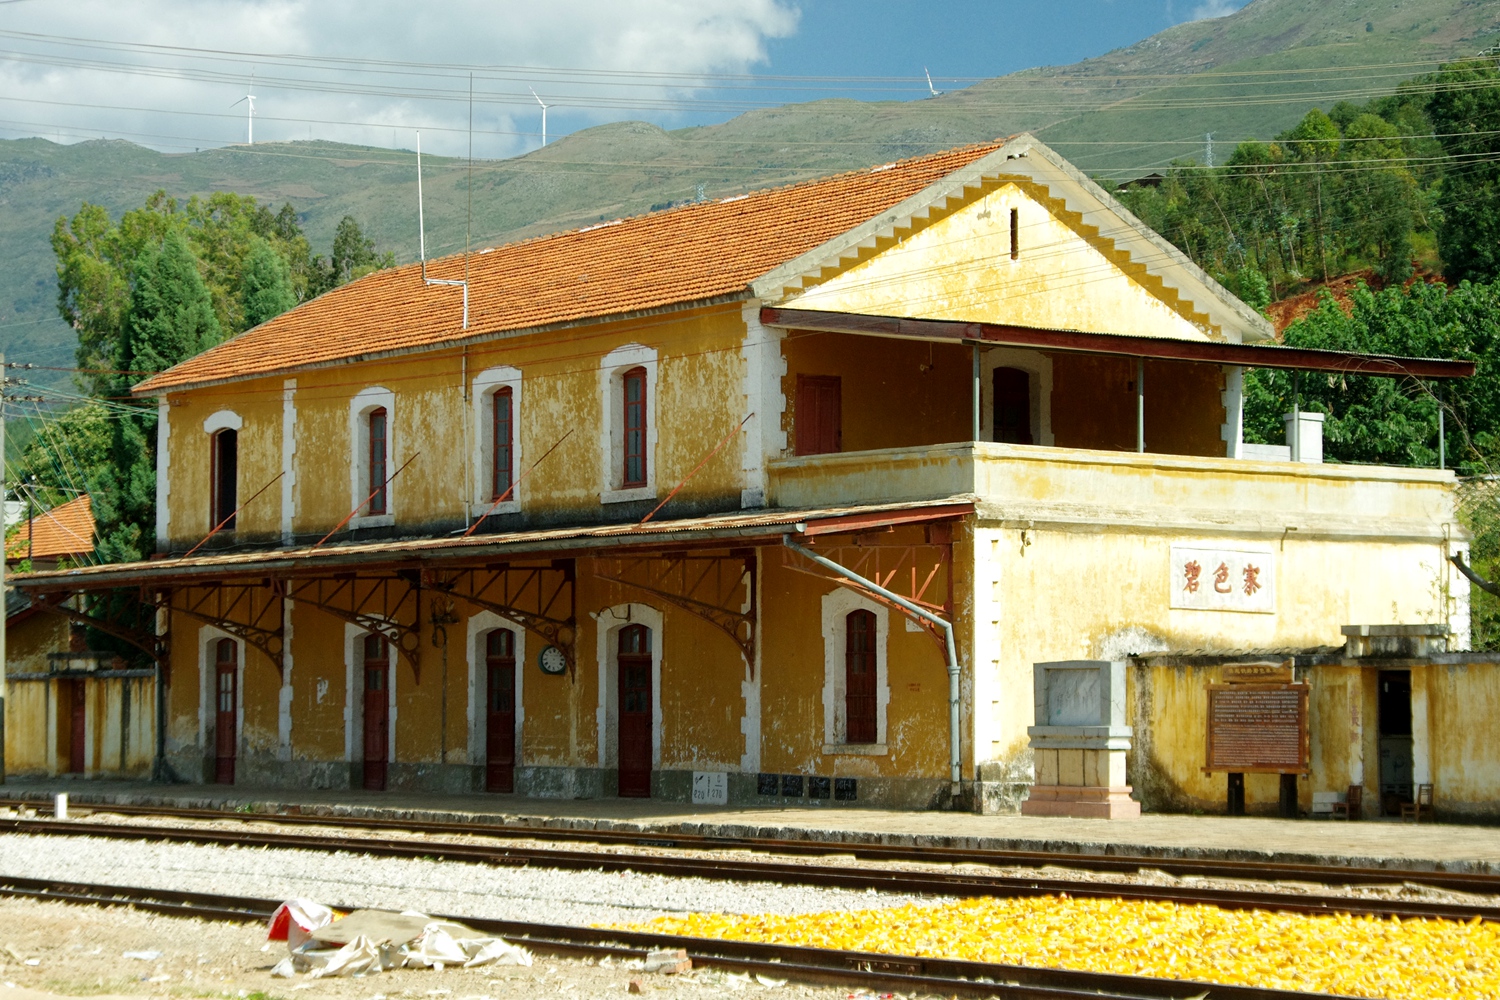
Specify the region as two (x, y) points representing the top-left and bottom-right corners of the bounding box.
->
(2, 0), (1497, 378)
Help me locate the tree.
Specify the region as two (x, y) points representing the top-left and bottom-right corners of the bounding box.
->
(92, 229), (223, 563)
(240, 236), (297, 328)
(1428, 59), (1500, 282)
(316, 215), (396, 292)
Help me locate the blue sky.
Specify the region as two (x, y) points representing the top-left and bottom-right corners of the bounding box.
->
(0, 0), (1257, 156)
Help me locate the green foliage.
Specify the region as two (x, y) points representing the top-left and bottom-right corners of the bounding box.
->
(11, 402), (112, 512)
(1428, 59), (1500, 283)
(316, 215), (395, 292)
(240, 236), (297, 329)
(1243, 279), (1500, 474)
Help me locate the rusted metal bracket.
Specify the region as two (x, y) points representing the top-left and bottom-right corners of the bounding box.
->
(32, 587), (169, 673)
(423, 562), (577, 676)
(167, 581), (286, 679)
(782, 525), (953, 652)
(593, 551), (756, 669)
(285, 572), (422, 678)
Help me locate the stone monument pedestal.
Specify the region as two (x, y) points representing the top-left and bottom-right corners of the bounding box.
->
(1021, 661), (1141, 820)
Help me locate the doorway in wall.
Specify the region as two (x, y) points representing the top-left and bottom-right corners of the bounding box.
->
(992, 367), (1033, 444)
(214, 638), (238, 784)
(66, 679), (86, 774)
(617, 624), (652, 798)
(363, 633), (390, 791)
(1378, 669), (1413, 816)
(485, 629), (517, 793)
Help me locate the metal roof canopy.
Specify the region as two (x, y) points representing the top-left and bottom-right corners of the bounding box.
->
(11, 501), (976, 593)
(761, 307), (1476, 380)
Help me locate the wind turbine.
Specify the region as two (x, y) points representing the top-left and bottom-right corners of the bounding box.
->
(529, 87), (551, 147)
(924, 67), (941, 97)
(232, 73), (256, 144)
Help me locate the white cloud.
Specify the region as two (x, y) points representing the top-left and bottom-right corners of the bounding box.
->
(1189, 0), (1243, 21)
(0, 0), (801, 155)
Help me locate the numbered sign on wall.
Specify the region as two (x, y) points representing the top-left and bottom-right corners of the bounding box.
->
(692, 771), (728, 805)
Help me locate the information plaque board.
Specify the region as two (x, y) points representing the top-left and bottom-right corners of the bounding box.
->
(1204, 682), (1309, 774)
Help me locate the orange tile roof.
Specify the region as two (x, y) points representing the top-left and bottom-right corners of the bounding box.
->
(135, 142), (1004, 394)
(6, 494), (95, 561)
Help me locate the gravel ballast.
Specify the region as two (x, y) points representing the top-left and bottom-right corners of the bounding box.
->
(0, 832), (926, 926)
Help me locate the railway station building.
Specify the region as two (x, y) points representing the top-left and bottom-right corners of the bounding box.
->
(9, 135), (1485, 816)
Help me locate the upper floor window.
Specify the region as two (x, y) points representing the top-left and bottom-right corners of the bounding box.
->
(211, 428), (238, 529)
(622, 366), (647, 488)
(993, 367), (1033, 445)
(491, 387), (514, 500)
(795, 375), (842, 456)
(367, 406), (389, 514)
(349, 386), (396, 526)
(599, 344), (658, 502)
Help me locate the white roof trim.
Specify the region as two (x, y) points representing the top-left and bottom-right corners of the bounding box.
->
(749, 134), (1274, 344)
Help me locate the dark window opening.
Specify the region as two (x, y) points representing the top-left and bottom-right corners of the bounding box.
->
(211, 428), (238, 530)
(491, 387), (514, 500)
(1010, 207), (1020, 260)
(622, 367), (647, 488)
(845, 609), (877, 744)
(368, 407), (388, 515)
(795, 375), (842, 456)
(992, 367), (1033, 445)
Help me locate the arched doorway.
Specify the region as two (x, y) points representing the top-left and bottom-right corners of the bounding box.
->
(617, 623), (653, 797)
(214, 638), (238, 783)
(362, 633), (390, 790)
(485, 628), (517, 793)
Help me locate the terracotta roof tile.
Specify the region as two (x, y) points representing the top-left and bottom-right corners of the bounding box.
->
(135, 143), (1004, 394)
(6, 494), (95, 561)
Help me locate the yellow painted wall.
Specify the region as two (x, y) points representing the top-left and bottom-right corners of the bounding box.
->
(163, 304), (751, 549)
(782, 179), (1216, 341)
(287, 600), (347, 763)
(1424, 662), (1500, 816)
(4, 681), (51, 774)
(1051, 356), (1226, 456)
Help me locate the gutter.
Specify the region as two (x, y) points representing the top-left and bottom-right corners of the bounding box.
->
(782, 536), (963, 798)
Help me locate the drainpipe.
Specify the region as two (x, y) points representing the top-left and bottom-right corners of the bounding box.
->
(783, 536), (963, 798)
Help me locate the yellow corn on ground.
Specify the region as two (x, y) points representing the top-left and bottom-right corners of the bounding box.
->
(618, 895), (1500, 999)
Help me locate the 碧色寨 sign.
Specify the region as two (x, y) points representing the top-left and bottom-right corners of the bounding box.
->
(1169, 545), (1274, 614)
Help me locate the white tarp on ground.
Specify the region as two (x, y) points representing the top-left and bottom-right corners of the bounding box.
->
(267, 904), (531, 978)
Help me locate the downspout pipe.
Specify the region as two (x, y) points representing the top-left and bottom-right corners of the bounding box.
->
(783, 536), (963, 798)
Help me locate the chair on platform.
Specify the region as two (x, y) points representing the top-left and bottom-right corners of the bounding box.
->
(1401, 783), (1434, 823)
(1331, 785), (1362, 821)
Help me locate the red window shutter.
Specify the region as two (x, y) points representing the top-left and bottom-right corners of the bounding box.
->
(368, 407), (388, 514)
(622, 367), (647, 487)
(845, 609), (877, 744)
(796, 375), (842, 456)
(492, 388), (514, 500)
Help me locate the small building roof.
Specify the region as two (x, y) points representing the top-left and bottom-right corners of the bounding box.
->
(5, 494), (95, 562)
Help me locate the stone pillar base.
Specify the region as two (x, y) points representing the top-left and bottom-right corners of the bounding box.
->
(1021, 784), (1141, 819)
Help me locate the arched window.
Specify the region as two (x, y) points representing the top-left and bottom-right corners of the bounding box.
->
(491, 387), (514, 500)
(844, 610), (877, 744)
(992, 367), (1033, 445)
(367, 407), (388, 514)
(211, 429), (238, 529)
(622, 367), (647, 488)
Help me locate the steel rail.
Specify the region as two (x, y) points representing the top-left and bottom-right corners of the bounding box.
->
(3, 795), (1496, 895)
(0, 874), (1354, 1000)
(4, 815), (1497, 925)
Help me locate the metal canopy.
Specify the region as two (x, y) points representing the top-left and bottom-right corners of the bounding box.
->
(761, 307), (1477, 380)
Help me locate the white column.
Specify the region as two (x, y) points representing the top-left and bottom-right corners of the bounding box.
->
(1220, 365), (1244, 459)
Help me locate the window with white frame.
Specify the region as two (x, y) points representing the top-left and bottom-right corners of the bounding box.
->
(598, 344), (658, 503)
(202, 410), (243, 533)
(471, 366), (523, 515)
(820, 589), (890, 754)
(977, 348), (1054, 446)
(348, 386), (396, 527)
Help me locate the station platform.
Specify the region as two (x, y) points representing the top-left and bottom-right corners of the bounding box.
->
(4, 777), (1497, 874)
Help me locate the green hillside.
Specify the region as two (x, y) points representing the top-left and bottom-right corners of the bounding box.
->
(2, 0), (1497, 377)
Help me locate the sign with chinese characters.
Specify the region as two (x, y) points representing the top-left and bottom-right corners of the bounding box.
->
(692, 771), (728, 805)
(1169, 546), (1275, 614)
(1204, 682), (1309, 773)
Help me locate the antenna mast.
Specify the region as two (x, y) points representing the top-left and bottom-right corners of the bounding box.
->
(416, 131), (468, 328)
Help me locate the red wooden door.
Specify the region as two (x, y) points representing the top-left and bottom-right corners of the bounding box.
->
(214, 638), (237, 784)
(362, 633), (390, 790)
(845, 610), (877, 744)
(796, 375), (842, 456)
(485, 630), (517, 793)
(617, 624), (652, 798)
(67, 679), (86, 773)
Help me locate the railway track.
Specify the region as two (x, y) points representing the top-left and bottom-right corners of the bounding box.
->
(3, 811), (1498, 924)
(0, 874), (1356, 1000)
(5, 793), (1497, 896)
